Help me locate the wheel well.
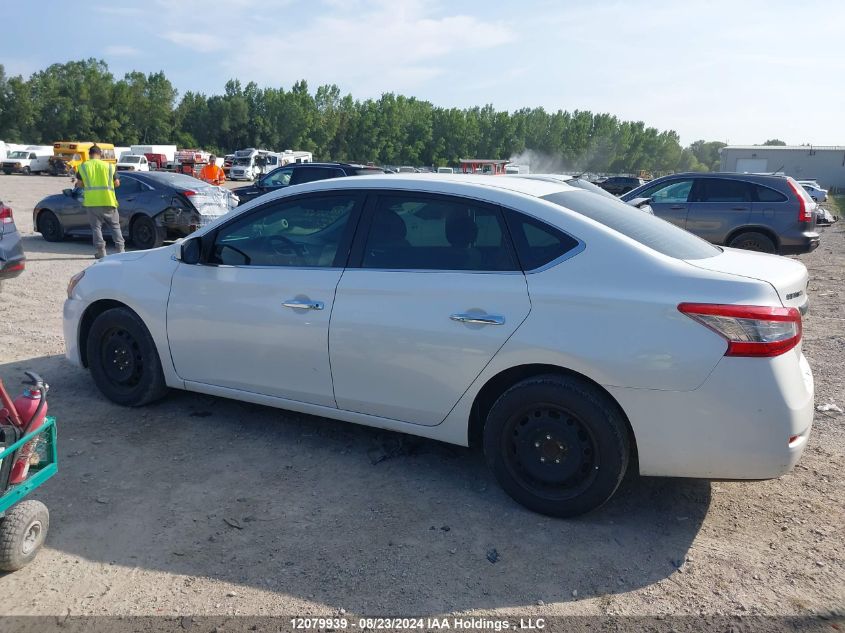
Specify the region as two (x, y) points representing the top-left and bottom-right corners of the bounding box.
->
(78, 299), (134, 367)
(35, 209), (51, 231)
(725, 226), (780, 249)
(468, 364), (638, 465)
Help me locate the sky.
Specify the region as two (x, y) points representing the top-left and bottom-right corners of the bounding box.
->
(3, 0), (845, 146)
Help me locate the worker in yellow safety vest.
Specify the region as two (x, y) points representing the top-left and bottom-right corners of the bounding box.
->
(76, 145), (125, 259)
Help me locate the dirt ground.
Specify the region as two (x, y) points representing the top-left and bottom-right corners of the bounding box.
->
(0, 174), (842, 622)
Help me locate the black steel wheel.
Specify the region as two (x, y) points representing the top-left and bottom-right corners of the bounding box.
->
(37, 210), (64, 242)
(484, 374), (630, 517)
(86, 307), (168, 406)
(130, 215), (163, 250)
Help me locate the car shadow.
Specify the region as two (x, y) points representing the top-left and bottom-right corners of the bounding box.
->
(19, 234), (171, 259)
(1, 354), (711, 613)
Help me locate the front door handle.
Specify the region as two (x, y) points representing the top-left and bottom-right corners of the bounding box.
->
(669, 205), (686, 210)
(450, 313), (505, 325)
(731, 206), (749, 211)
(282, 300), (324, 310)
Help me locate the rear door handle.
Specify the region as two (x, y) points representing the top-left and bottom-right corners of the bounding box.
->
(282, 300), (324, 310)
(669, 205), (686, 210)
(450, 313), (505, 325)
(731, 206), (749, 211)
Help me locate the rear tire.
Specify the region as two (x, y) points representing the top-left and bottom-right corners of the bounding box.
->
(130, 215), (163, 250)
(37, 210), (64, 242)
(86, 307), (168, 407)
(0, 500), (49, 571)
(728, 231), (776, 254)
(483, 374), (630, 518)
(22, 167), (30, 175)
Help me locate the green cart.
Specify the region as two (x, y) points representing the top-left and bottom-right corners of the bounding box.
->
(0, 415), (57, 571)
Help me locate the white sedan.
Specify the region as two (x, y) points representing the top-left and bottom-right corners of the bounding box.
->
(799, 182), (828, 203)
(63, 175), (814, 517)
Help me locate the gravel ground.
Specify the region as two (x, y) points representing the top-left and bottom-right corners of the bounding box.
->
(0, 174), (842, 623)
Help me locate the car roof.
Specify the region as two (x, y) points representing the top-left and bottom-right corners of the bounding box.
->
(257, 173), (578, 201)
(286, 161), (379, 169)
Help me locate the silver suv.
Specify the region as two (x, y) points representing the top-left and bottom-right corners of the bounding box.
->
(621, 173), (820, 254)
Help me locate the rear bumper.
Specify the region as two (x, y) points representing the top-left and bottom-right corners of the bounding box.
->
(780, 233), (820, 255)
(608, 350), (814, 479)
(0, 258), (25, 280)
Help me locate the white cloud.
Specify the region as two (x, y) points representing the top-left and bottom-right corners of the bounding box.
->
(104, 45), (141, 57)
(151, 0), (514, 95)
(162, 31), (225, 53)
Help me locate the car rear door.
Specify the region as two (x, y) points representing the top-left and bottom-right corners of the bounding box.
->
(329, 192), (531, 426)
(687, 178), (753, 244)
(167, 192), (364, 406)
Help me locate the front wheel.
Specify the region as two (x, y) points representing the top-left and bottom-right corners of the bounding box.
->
(86, 307), (168, 406)
(483, 374), (630, 517)
(22, 166), (30, 175)
(130, 215), (163, 250)
(37, 210), (64, 242)
(0, 500), (49, 571)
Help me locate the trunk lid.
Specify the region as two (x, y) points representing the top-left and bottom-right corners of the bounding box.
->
(685, 247), (809, 310)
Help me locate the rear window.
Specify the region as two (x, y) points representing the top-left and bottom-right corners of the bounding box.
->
(541, 191), (720, 260)
(351, 168), (387, 176)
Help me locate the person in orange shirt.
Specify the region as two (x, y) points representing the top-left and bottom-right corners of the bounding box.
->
(199, 155), (226, 185)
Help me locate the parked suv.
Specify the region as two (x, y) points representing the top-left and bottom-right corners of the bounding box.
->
(232, 162), (388, 205)
(597, 176), (645, 195)
(621, 173), (819, 254)
(0, 201), (25, 289)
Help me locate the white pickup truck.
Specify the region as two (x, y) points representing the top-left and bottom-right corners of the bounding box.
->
(116, 154), (150, 172)
(1, 147), (53, 175)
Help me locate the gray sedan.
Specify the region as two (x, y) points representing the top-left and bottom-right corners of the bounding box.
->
(33, 172), (238, 250)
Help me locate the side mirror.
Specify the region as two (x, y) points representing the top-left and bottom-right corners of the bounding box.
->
(62, 188), (72, 197)
(180, 238), (202, 265)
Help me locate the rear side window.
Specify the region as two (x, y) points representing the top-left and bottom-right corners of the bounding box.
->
(754, 185), (788, 202)
(504, 210), (580, 270)
(694, 179), (753, 203)
(291, 167), (340, 185)
(362, 195), (517, 271)
(542, 190), (720, 260)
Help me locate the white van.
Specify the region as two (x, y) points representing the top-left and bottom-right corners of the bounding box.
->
(1, 146), (54, 175)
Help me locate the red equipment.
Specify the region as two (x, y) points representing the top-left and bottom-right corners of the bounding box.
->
(0, 373), (49, 485)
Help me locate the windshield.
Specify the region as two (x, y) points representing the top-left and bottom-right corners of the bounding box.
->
(542, 190), (720, 260)
(234, 158), (252, 166)
(8, 151), (28, 159)
(122, 155), (142, 163)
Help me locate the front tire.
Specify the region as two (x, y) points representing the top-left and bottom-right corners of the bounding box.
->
(37, 210), (64, 242)
(130, 215), (163, 250)
(22, 166), (30, 175)
(728, 231), (776, 254)
(86, 307), (168, 407)
(0, 500), (49, 571)
(483, 374), (630, 518)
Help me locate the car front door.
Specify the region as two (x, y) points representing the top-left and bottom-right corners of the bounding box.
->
(166, 192), (363, 406)
(687, 178), (754, 244)
(636, 178), (694, 228)
(329, 192), (531, 426)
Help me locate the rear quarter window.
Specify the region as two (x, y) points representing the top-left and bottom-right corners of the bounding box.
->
(754, 185), (788, 202)
(542, 190), (720, 260)
(504, 210), (581, 270)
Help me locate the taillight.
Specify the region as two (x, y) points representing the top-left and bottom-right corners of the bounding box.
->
(0, 205), (13, 224)
(678, 303), (802, 357)
(787, 179), (812, 223)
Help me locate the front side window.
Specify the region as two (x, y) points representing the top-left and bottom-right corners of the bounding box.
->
(210, 195), (358, 267)
(262, 168), (293, 188)
(362, 195), (517, 271)
(637, 179), (694, 203)
(290, 167), (343, 186)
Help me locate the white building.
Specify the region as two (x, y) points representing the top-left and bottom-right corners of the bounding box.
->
(719, 145), (845, 191)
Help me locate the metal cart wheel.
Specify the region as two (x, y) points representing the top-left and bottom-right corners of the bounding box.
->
(0, 500), (49, 571)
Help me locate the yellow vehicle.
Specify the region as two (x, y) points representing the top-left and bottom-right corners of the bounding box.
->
(52, 142), (116, 174)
